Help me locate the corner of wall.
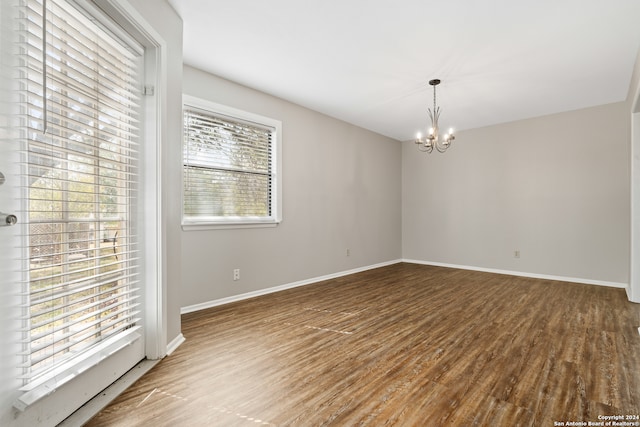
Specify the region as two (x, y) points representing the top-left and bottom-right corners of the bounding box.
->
(627, 47), (640, 111)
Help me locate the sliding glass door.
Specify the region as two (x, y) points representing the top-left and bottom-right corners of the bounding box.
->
(0, 0), (162, 422)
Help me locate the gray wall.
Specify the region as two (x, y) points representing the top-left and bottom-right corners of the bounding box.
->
(402, 102), (630, 285)
(181, 66), (402, 308)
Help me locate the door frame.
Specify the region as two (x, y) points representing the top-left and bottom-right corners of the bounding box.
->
(630, 77), (640, 303)
(0, 0), (168, 425)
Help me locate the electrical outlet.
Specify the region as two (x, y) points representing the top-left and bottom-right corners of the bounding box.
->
(514, 250), (520, 258)
(233, 269), (240, 281)
(346, 248), (350, 257)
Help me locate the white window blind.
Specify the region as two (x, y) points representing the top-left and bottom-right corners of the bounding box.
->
(18, 0), (141, 390)
(183, 100), (282, 227)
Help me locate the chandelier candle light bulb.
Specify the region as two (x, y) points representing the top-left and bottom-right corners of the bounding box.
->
(415, 79), (456, 153)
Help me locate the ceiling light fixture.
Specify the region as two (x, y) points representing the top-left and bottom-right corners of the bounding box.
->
(415, 79), (455, 153)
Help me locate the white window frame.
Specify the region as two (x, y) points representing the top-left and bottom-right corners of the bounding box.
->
(181, 95), (282, 230)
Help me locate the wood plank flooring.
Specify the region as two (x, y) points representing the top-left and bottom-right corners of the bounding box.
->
(85, 263), (640, 426)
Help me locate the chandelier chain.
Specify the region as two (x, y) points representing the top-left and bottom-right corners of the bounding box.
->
(433, 83), (436, 111)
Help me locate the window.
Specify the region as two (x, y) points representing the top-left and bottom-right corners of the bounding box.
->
(16, 0), (143, 407)
(182, 96), (282, 229)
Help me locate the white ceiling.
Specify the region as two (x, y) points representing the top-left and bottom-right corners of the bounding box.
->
(167, 0), (640, 141)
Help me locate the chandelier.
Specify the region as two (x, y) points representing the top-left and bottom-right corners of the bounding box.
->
(415, 79), (455, 153)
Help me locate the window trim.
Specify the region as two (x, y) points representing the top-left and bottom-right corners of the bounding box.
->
(181, 95), (282, 230)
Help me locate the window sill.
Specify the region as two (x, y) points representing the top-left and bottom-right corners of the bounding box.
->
(14, 327), (142, 411)
(181, 220), (280, 231)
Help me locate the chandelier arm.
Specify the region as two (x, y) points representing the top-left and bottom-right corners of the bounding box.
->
(435, 142), (448, 153)
(417, 143), (432, 153)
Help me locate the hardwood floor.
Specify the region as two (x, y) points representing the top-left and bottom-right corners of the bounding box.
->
(85, 263), (640, 426)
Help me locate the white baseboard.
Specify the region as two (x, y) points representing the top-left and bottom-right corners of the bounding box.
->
(166, 333), (185, 356)
(626, 285), (640, 303)
(181, 259), (629, 315)
(181, 259), (402, 314)
(403, 259), (628, 288)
